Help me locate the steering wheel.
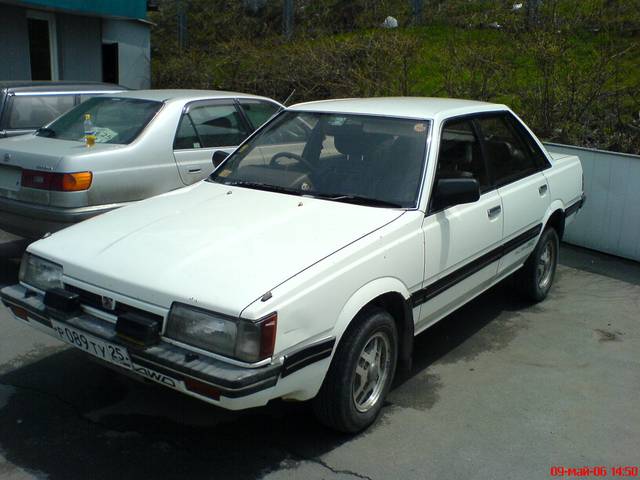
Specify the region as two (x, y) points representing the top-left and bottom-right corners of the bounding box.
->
(269, 152), (315, 172)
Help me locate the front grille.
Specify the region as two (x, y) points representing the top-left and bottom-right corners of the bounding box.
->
(65, 284), (163, 324)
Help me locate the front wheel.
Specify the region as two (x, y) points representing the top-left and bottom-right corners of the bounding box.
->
(516, 227), (559, 302)
(313, 307), (398, 433)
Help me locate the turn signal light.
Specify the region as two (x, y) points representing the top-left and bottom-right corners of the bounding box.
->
(21, 170), (93, 192)
(259, 313), (278, 360)
(9, 305), (28, 320)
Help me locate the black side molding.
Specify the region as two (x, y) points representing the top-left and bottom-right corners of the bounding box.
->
(412, 223), (543, 307)
(565, 195), (585, 217)
(281, 338), (336, 378)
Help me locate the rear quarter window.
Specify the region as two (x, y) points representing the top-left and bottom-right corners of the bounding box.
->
(238, 99), (280, 129)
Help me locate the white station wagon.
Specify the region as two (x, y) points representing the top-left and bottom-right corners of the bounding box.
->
(1, 98), (584, 432)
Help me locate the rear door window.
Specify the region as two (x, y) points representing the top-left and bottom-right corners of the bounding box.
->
(238, 99), (280, 129)
(475, 114), (539, 186)
(187, 102), (249, 148)
(7, 94), (75, 129)
(173, 114), (201, 150)
(437, 118), (490, 191)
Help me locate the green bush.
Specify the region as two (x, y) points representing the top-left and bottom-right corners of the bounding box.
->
(150, 0), (640, 153)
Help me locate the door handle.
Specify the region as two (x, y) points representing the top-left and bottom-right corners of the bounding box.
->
(539, 184), (548, 196)
(188, 168), (202, 173)
(487, 205), (501, 219)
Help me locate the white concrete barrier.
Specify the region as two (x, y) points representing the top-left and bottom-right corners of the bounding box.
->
(545, 143), (640, 262)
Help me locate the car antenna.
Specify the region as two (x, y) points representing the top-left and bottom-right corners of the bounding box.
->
(282, 88), (296, 107)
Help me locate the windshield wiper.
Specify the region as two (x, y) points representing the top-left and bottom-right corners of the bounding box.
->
(312, 193), (403, 208)
(36, 127), (56, 138)
(224, 180), (302, 196)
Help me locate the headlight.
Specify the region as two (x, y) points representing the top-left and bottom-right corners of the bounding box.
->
(19, 253), (63, 292)
(166, 303), (277, 363)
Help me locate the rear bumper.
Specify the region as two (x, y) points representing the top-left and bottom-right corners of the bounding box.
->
(0, 283), (283, 409)
(0, 197), (128, 239)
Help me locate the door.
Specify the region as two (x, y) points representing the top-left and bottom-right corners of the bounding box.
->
(102, 43), (119, 84)
(475, 113), (551, 275)
(418, 117), (503, 329)
(27, 11), (59, 81)
(172, 100), (251, 185)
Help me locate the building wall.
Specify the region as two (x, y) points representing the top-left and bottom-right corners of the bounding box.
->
(0, 5), (31, 80)
(102, 19), (151, 89)
(0, 4), (150, 87)
(57, 13), (102, 82)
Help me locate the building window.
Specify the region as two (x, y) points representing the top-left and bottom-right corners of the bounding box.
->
(26, 11), (59, 81)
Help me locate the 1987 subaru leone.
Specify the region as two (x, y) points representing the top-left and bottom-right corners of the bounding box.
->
(1, 98), (584, 432)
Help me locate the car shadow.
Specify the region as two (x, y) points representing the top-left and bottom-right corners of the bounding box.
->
(0, 237), (28, 288)
(0, 280), (532, 480)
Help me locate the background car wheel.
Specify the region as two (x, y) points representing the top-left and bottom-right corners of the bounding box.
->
(516, 227), (559, 302)
(313, 307), (398, 433)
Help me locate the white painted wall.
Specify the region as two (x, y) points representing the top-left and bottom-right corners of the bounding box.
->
(102, 19), (150, 89)
(545, 143), (640, 262)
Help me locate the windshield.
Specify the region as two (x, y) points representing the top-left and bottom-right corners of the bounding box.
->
(36, 97), (162, 144)
(209, 111), (429, 208)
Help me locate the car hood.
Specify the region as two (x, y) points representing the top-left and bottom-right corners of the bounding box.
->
(30, 181), (405, 316)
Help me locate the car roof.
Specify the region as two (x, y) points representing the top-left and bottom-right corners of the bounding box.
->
(108, 89), (282, 104)
(0, 81), (127, 93)
(288, 97), (508, 120)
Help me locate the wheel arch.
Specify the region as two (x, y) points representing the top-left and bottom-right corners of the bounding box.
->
(542, 201), (566, 240)
(333, 278), (414, 373)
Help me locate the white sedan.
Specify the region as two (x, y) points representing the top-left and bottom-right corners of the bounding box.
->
(1, 97), (584, 432)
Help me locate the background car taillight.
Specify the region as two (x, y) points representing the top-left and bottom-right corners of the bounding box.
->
(21, 170), (93, 192)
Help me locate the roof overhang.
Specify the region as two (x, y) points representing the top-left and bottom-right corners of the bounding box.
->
(6, 0), (148, 21)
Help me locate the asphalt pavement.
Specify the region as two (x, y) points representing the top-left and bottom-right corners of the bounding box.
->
(0, 239), (638, 480)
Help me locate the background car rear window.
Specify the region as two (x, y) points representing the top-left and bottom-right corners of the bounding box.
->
(238, 99), (280, 129)
(186, 103), (249, 148)
(8, 94), (75, 129)
(476, 114), (539, 185)
(37, 97), (162, 144)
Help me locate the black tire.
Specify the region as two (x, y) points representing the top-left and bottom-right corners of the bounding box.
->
(313, 307), (398, 433)
(515, 227), (559, 302)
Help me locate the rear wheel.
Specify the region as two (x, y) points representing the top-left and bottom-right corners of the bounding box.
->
(313, 307), (397, 433)
(516, 227), (559, 302)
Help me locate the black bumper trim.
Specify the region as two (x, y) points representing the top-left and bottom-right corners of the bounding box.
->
(130, 355), (279, 398)
(133, 346), (282, 393)
(1, 293), (52, 328)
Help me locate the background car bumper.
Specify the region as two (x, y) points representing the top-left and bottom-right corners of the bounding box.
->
(0, 197), (128, 239)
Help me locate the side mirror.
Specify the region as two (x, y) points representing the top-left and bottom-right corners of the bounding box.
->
(212, 150), (229, 168)
(431, 177), (480, 212)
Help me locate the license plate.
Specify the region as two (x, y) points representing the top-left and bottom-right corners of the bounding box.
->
(51, 320), (132, 369)
(0, 166), (21, 193)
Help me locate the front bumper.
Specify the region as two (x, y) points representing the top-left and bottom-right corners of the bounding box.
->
(0, 284), (283, 409)
(0, 197), (128, 239)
